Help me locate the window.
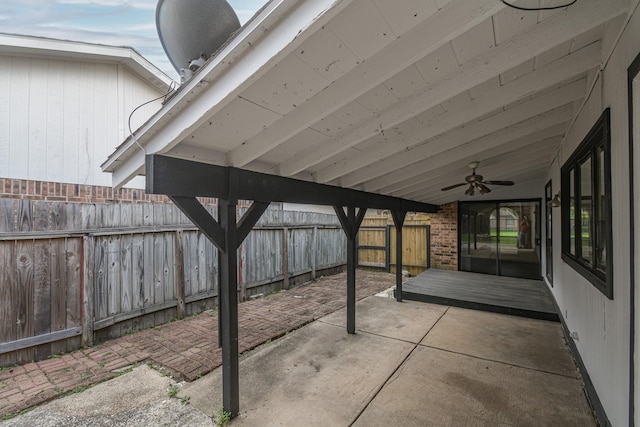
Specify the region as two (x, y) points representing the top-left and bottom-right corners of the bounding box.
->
(561, 108), (612, 298)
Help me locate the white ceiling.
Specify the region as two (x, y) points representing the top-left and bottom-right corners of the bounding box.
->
(103, 0), (631, 205)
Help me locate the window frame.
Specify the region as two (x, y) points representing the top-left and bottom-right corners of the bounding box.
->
(545, 180), (553, 286)
(560, 108), (613, 299)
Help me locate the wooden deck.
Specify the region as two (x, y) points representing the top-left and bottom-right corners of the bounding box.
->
(400, 269), (558, 321)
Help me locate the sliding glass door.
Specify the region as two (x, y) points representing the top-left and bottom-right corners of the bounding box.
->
(460, 202), (498, 275)
(460, 200), (541, 280)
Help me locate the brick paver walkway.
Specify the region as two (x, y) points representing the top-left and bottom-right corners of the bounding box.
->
(0, 270), (397, 419)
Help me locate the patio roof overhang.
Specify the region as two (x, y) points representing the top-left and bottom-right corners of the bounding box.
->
(101, 0), (632, 418)
(103, 0), (628, 205)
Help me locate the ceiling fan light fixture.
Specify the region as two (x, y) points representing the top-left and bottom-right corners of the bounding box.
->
(478, 183), (491, 194)
(440, 161), (514, 195)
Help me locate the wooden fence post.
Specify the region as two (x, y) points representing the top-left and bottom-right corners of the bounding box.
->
(282, 227), (289, 289)
(82, 235), (94, 347)
(175, 230), (186, 318)
(311, 226), (317, 280)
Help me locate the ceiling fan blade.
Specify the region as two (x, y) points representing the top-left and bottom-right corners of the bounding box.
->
(441, 182), (467, 191)
(483, 180), (514, 186)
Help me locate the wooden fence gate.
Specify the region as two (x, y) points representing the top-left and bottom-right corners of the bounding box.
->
(357, 214), (430, 277)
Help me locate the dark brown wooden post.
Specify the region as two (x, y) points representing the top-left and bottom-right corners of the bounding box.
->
(147, 155), (435, 418)
(334, 206), (366, 334)
(391, 211), (406, 302)
(346, 207), (356, 333)
(218, 199), (240, 417)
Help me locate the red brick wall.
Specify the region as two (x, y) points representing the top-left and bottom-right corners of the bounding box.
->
(430, 201), (458, 270)
(0, 177), (221, 205)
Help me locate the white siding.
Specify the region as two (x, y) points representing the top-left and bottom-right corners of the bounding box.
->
(8, 57), (29, 179)
(47, 61), (65, 182)
(0, 54), (165, 187)
(62, 61), (80, 184)
(545, 6), (639, 426)
(0, 57), (10, 176)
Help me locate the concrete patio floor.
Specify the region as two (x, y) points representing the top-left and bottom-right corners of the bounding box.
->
(2, 289), (595, 426)
(184, 296), (594, 426)
(0, 270), (396, 420)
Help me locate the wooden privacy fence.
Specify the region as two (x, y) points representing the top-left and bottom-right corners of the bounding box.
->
(358, 214), (431, 277)
(0, 199), (345, 367)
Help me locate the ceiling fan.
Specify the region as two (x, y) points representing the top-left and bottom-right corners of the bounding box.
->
(441, 161), (514, 196)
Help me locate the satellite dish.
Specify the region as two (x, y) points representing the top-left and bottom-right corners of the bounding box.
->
(156, 0), (241, 81)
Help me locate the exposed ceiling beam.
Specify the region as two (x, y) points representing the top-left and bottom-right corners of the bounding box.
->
(314, 45), (596, 184)
(378, 128), (565, 196)
(164, 144), (227, 165)
(362, 116), (568, 196)
(147, 155), (438, 213)
(279, 0), (623, 177)
(407, 158), (553, 203)
(106, 0), (353, 187)
(226, 0), (504, 169)
(164, 144), (316, 182)
(396, 138), (560, 200)
(370, 151), (559, 205)
(352, 100), (575, 192)
(424, 173), (548, 205)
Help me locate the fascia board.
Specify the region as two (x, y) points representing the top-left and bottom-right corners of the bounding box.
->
(0, 33), (173, 91)
(102, 0), (350, 188)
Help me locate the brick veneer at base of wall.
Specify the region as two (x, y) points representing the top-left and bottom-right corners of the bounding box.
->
(0, 177), (220, 205)
(429, 201), (458, 270)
